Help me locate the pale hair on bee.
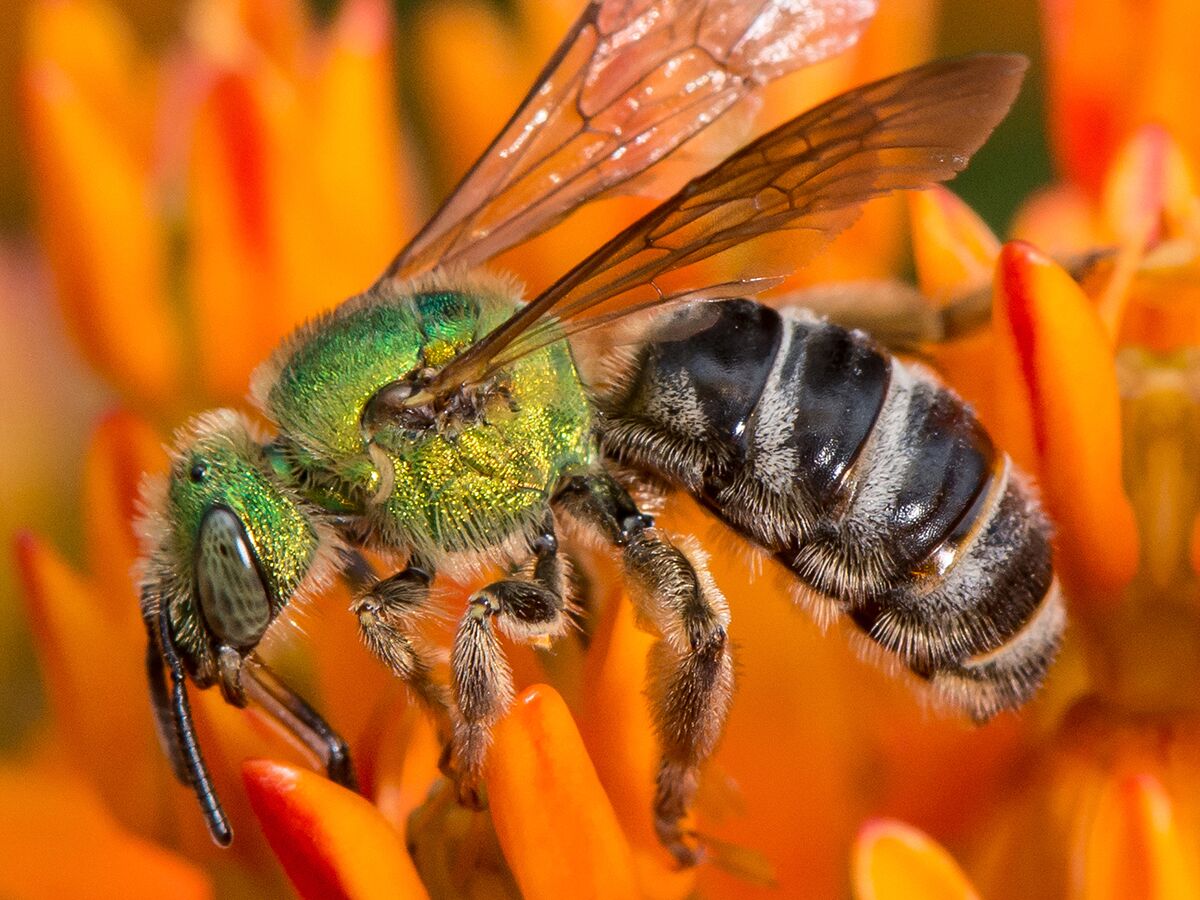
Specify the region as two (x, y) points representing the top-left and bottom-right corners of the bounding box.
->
(134, 0), (1060, 869)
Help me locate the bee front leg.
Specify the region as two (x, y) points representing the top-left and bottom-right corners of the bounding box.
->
(451, 519), (568, 807)
(555, 473), (733, 867)
(351, 564), (454, 744)
(240, 657), (358, 790)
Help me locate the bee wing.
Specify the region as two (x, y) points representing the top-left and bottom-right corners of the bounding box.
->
(426, 54), (1027, 392)
(381, 0), (878, 280)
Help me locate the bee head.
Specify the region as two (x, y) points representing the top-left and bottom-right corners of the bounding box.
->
(137, 408), (339, 845)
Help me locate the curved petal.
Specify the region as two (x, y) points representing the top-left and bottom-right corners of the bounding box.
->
(487, 684), (639, 900)
(0, 761), (212, 900)
(1101, 125), (1198, 247)
(909, 186), (1002, 430)
(242, 758), (429, 900)
(853, 819), (980, 900)
(993, 240), (1139, 599)
(13, 532), (162, 836)
(22, 43), (182, 409)
(310, 0), (416, 296)
(1009, 184), (1101, 258)
(1077, 772), (1200, 899)
(910, 187), (999, 303)
(187, 68), (285, 402)
(82, 410), (166, 613)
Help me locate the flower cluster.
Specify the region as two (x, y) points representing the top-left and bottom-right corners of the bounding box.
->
(7, 0), (1200, 897)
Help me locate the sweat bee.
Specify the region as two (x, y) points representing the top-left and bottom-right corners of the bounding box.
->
(138, 0), (1062, 865)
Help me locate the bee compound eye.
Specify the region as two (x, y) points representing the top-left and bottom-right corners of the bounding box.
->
(195, 507), (271, 650)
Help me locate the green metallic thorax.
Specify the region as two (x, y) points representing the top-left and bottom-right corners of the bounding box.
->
(255, 278), (594, 558)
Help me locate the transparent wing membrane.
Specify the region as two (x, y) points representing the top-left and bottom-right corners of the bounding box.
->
(382, 0), (877, 279)
(426, 55), (1027, 393)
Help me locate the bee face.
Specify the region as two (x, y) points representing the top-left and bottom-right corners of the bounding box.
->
(140, 410), (330, 681)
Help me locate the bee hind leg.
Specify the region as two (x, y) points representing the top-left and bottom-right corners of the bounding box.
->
(554, 473), (733, 868)
(451, 516), (569, 807)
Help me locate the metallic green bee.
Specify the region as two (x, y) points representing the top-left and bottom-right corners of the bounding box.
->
(140, 0), (1055, 865)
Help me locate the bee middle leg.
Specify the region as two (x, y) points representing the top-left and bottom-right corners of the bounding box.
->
(554, 473), (733, 867)
(450, 517), (568, 806)
(351, 562), (454, 743)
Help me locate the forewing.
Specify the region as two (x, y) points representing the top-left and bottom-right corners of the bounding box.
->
(382, 0), (877, 279)
(426, 54), (1027, 391)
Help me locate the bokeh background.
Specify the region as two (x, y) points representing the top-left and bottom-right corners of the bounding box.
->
(4, 0), (1199, 898)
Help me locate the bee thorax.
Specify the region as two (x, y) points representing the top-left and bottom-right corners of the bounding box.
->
(361, 369), (513, 442)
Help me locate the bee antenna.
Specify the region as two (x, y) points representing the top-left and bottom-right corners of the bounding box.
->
(155, 606), (233, 846)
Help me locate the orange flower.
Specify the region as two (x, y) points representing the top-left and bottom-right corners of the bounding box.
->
(852, 5), (1200, 890)
(10, 0), (1200, 898)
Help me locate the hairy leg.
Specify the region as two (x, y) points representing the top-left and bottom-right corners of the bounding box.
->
(351, 563), (454, 743)
(451, 517), (569, 806)
(555, 473), (733, 866)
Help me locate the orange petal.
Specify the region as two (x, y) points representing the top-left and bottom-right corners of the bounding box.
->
(243, 758), (429, 900)
(1192, 514), (1200, 579)
(413, 1), (527, 190)
(1094, 127), (1199, 335)
(907, 187), (1003, 431)
(82, 410), (166, 613)
(22, 55), (182, 410)
(1040, 0), (1137, 195)
(1077, 772), (1200, 899)
(232, 0), (307, 75)
(993, 241), (1139, 598)
(1009, 184), (1103, 258)
(187, 69), (283, 402)
(909, 187), (1000, 303)
(24, 0), (156, 166)
(310, 0), (415, 294)
(672, 506), (859, 899)
(1139, 0), (1200, 186)
(1101, 125), (1198, 247)
(14, 532), (164, 836)
(487, 684), (639, 900)
(1118, 250), (1200, 355)
(365, 692), (442, 833)
(1042, 0), (1200, 197)
(852, 819), (980, 900)
(0, 761), (212, 900)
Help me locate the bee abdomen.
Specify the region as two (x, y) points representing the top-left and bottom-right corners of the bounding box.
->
(599, 299), (1061, 718)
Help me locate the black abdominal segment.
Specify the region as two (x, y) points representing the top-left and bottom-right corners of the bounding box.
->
(599, 299), (1063, 720)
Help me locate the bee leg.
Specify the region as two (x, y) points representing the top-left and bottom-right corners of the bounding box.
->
(241, 657), (358, 790)
(554, 474), (732, 867)
(451, 518), (567, 807)
(773, 281), (994, 353)
(351, 564), (454, 746)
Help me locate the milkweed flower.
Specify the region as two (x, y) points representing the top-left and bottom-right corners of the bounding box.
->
(10, 0), (1200, 899)
(864, 1), (1200, 891)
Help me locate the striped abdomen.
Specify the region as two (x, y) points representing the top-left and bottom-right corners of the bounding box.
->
(598, 299), (1063, 720)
